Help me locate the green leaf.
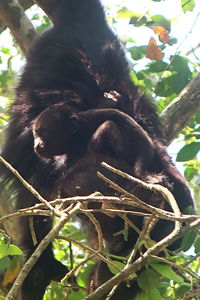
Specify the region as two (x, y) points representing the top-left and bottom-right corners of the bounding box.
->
(184, 166), (198, 181)
(1, 47), (11, 55)
(107, 253), (127, 260)
(0, 256), (10, 273)
(155, 73), (189, 97)
(68, 290), (86, 300)
(107, 260), (124, 275)
(32, 13), (40, 20)
(148, 61), (168, 73)
(169, 55), (191, 76)
(137, 268), (161, 291)
(129, 46), (146, 60)
(0, 244), (23, 259)
(181, 231), (197, 252)
(149, 263), (184, 283)
(107, 260), (137, 279)
(147, 289), (161, 300)
(129, 14), (147, 26)
(194, 236), (200, 254)
(168, 37), (178, 45)
(176, 142), (200, 162)
(183, 205), (195, 215)
(151, 15), (171, 31)
(117, 8), (135, 18)
(176, 284), (190, 297)
(181, 0), (195, 13)
(135, 288), (162, 300)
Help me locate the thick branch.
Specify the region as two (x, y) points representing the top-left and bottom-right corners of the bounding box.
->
(0, 0), (38, 55)
(0, 0), (33, 34)
(160, 72), (200, 144)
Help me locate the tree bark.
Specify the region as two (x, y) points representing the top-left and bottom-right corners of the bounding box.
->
(160, 72), (200, 144)
(0, 0), (38, 55)
(0, 0), (34, 34)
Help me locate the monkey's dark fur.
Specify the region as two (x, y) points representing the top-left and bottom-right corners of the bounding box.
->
(33, 104), (154, 174)
(1, 0), (193, 299)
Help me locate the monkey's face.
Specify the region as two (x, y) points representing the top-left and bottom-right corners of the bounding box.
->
(32, 107), (73, 158)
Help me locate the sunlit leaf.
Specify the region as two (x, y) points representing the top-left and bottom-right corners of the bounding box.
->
(0, 47), (10, 55)
(151, 15), (171, 31)
(0, 244), (23, 259)
(181, 0), (195, 13)
(117, 7), (135, 18)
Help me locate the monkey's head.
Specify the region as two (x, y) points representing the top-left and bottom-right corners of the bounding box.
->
(33, 104), (80, 158)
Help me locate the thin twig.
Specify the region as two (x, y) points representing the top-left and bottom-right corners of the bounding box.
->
(84, 218), (200, 300)
(57, 236), (122, 273)
(6, 203), (81, 300)
(0, 156), (61, 216)
(84, 210), (104, 253)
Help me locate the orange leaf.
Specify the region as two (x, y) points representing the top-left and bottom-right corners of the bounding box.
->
(146, 37), (163, 61)
(151, 26), (170, 44)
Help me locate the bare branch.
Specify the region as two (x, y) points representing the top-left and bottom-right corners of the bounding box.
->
(0, 156), (62, 215)
(0, 0), (33, 34)
(0, 0), (38, 54)
(160, 72), (200, 144)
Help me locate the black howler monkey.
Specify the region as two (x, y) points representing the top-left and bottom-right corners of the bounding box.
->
(33, 104), (154, 175)
(32, 104), (186, 300)
(0, 0), (193, 299)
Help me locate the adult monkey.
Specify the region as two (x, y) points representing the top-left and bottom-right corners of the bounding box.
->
(31, 105), (186, 299)
(1, 0), (193, 299)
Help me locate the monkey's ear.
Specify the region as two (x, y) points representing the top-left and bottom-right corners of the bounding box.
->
(68, 114), (79, 134)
